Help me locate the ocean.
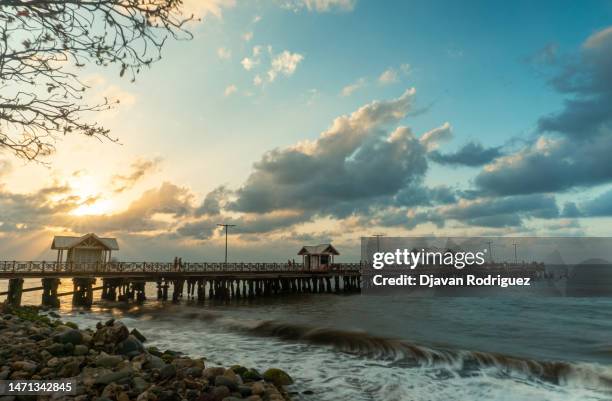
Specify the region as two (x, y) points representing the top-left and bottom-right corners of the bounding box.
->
(5, 279), (612, 401)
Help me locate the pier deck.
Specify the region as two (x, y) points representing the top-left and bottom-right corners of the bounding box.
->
(0, 261), (362, 307)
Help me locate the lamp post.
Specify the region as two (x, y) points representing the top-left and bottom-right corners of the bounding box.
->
(217, 224), (236, 264)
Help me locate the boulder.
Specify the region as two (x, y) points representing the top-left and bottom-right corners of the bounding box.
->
(116, 335), (144, 356)
(54, 329), (83, 345)
(262, 368), (293, 386)
(130, 328), (147, 343)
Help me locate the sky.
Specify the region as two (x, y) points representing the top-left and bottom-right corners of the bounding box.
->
(1, 0), (612, 262)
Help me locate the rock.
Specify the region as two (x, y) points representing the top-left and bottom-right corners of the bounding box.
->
(237, 385), (252, 397)
(95, 369), (132, 385)
(117, 392), (130, 401)
(73, 344), (89, 356)
(223, 369), (240, 382)
(63, 342), (75, 355)
(145, 355), (166, 370)
(211, 385), (230, 401)
(203, 367), (226, 380)
(230, 365), (247, 376)
(10, 370), (32, 380)
(214, 376), (238, 391)
(48, 311), (61, 318)
(185, 366), (203, 378)
(130, 328), (147, 343)
(241, 369), (262, 382)
(245, 396), (262, 401)
(221, 398), (243, 401)
(262, 368), (293, 386)
(47, 357), (61, 368)
(146, 346), (163, 357)
(58, 360), (81, 377)
(250, 382), (265, 396)
(159, 391), (182, 401)
(45, 343), (64, 357)
(159, 364), (176, 380)
(11, 361), (37, 373)
(116, 335), (144, 356)
(132, 376), (150, 393)
(95, 353), (123, 368)
(54, 329), (83, 345)
(94, 320), (129, 345)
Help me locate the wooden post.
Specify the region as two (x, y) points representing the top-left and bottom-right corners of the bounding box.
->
(7, 278), (24, 306)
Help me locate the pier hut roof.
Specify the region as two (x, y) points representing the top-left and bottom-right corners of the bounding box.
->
(51, 233), (119, 250)
(298, 244), (339, 256)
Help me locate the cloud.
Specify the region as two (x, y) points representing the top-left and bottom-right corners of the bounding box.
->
(111, 157), (162, 193)
(282, 0), (356, 12)
(526, 43), (559, 65)
(0, 159), (12, 177)
(475, 26), (612, 196)
(0, 183), (76, 232)
(538, 26), (612, 138)
(340, 77), (366, 97)
(242, 32), (254, 42)
(224, 84), (238, 96)
(241, 57), (258, 71)
(378, 68), (399, 84)
(563, 188), (612, 217)
(436, 194), (559, 228)
(217, 47), (231, 60)
(70, 182), (195, 234)
(429, 141), (503, 167)
(419, 122), (452, 151)
(195, 186), (229, 216)
(181, 0), (236, 19)
(268, 51), (304, 82)
(226, 88), (452, 221)
(475, 133), (612, 196)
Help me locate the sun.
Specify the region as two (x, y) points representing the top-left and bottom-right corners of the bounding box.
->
(71, 199), (113, 216)
(68, 175), (114, 216)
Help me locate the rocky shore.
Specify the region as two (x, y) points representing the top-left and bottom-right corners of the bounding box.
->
(0, 305), (293, 401)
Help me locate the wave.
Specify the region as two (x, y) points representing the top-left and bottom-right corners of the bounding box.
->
(112, 305), (612, 393)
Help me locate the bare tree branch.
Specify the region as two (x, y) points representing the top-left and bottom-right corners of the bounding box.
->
(0, 0), (194, 161)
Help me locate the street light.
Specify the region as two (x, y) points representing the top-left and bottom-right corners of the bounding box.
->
(217, 223), (236, 264)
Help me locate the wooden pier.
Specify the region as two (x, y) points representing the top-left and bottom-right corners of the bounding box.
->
(0, 261), (362, 307)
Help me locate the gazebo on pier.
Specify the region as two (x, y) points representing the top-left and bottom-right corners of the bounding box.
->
(51, 233), (119, 264)
(298, 244), (339, 270)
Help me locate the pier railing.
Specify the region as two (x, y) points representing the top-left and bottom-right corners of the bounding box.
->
(0, 261), (363, 274)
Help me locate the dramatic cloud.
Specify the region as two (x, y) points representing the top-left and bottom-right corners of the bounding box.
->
(563, 188), (612, 217)
(0, 183), (76, 232)
(538, 27), (612, 137)
(226, 88), (452, 222)
(475, 26), (612, 195)
(69, 182), (194, 234)
(429, 141), (503, 167)
(112, 157), (162, 193)
(435, 194), (559, 228)
(195, 186), (229, 216)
